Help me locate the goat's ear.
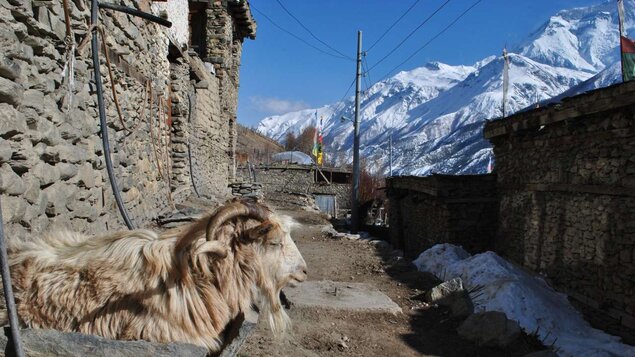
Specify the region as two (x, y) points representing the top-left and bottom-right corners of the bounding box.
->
(243, 221), (276, 243)
(194, 240), (228, 258)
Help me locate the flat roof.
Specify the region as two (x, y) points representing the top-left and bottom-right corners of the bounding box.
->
(483, 80), (635, 140)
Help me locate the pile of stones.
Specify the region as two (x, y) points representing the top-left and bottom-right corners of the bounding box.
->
(229, 182), (262, 197)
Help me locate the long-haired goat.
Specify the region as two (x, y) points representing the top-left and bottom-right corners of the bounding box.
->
(5, 198), (307, 352)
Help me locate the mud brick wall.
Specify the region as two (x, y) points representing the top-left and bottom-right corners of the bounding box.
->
(387, 175), (498, 259)
(484, 81), (635, 332)
(0, 0), (255, 239)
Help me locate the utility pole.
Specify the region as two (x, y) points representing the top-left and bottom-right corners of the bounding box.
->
(389, 134), (393, 177)
(351, 31), (362, 233)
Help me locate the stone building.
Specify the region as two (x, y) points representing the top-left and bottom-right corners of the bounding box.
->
(484, 80), (635, 338)
(386, 174), (498, 259)
(0, 0), (256, 239)
(236, 164), (352, 215)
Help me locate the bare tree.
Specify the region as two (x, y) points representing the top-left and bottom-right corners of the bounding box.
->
(284, 132), (297, 151)
(359, 158), (385, 204)
(295, 126), (316, 156)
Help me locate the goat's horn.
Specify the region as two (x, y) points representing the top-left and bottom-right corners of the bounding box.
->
(204, 199), (270, 241)
(175, 198), (270, 254)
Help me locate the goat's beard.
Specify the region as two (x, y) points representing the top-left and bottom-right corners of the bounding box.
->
(255, 282), (291, 337)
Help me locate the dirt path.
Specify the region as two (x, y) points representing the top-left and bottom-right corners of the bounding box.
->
(238, 206), (544, 357)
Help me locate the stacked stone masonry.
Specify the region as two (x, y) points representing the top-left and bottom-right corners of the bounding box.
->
(236, 165), (352, 210)
(387, 175), (499, 259)
(484, 80), (635, 336)
(0, 0), (256, 242)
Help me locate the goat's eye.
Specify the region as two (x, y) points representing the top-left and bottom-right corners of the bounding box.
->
(268, 241), (281, 247)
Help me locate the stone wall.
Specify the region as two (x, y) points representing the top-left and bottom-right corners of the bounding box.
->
(0, 0), (256, 240)
(237, 165), (352, 210)
(205, 1), (256, 182)
(484, 80), (635, 334)
(387, 175), (499, 259)
(1, 0), (169, 236)
(166, 57), (190, 203)
(188, 67), (230, 200)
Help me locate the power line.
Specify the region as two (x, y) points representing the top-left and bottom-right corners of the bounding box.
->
(366, 0), (422, 52)
(363, 54), (373, 92)
(379, 0), (483, 81)
(362, 55), (372, 94)
(367, 0), (451, 72)
(274, 0), (354, 61)
(250, 4), (351, 61)
(336, 75), (357, 110)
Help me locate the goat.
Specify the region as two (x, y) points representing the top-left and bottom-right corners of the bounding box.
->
(5, 197), (307, 352)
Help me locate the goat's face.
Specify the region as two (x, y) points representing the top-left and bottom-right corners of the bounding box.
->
(176, 198), (306, 336)
(249, 215), (307, 290)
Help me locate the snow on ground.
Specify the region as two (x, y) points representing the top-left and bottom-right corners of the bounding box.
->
(414, 244), (635, 357)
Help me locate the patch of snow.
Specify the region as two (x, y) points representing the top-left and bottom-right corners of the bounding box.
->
(415, 244), (635, 357)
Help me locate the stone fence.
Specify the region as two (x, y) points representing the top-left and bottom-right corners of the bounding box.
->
(386, 174), (498, 259)
(235, 164), (352, 213)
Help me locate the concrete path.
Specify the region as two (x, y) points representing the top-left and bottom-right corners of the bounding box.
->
(283, 280), (402, 314)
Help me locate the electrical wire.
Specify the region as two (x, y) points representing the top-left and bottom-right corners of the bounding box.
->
(366, 0), (421, 52)
(337, 75), (357, 108)
(274, 0), (354, 61)
(250, 4), (351, 61)
(361, 57), (371, 95)
(91, 0), (135, 230)
(363, 55), (373, 92)
(367, 0), (451, 72)
(379, 0), (483, 82)
(0, 198), (24, 357)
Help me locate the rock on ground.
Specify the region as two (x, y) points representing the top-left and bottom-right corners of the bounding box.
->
(456, 311), (521, 348)
(426, 278), (474, 318)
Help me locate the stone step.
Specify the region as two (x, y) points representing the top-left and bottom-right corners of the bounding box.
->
(283, 280), (401, 314)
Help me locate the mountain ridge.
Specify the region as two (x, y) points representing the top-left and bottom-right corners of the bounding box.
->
(257, 0), (633, 175)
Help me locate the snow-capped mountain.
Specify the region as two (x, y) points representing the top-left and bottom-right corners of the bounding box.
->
(257, 0), (633, 176)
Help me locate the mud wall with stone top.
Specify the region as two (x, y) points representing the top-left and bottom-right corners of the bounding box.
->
(0, 0), (256, 240)
(484, 81), (635, 337)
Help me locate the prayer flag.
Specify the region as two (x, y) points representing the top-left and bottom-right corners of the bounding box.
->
(618, 0), (635, 81)
(317, 115), (324, 165)
(311, 111), (319, 157)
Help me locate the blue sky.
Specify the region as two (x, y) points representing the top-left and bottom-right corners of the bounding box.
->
(237, 0), (604, 127)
